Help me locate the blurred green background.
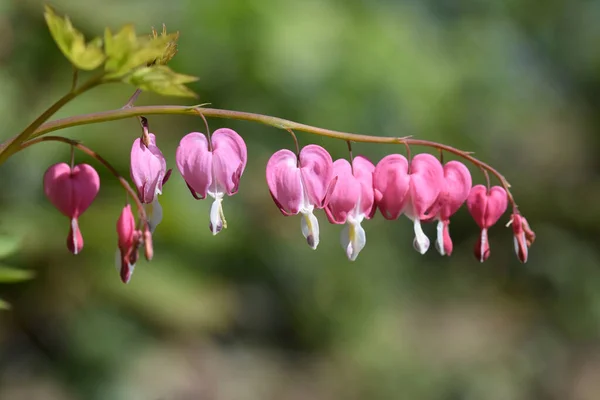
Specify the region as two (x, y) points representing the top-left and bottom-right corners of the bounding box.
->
(1, 0), (599, 399)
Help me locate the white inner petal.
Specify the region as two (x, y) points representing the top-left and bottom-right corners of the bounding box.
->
(480, 228), (488, 263)
(435, 219), (445, 256)
(513, 233), (527, 261)
(300, 210), (319, 249)
(123, 262), (136, 284)
(340, 223), (350, 250)
(412, 219), (430, 255)
(342, 220), (366, 261)
(145, 197), (163, 234)
(114, 248), (136, 284)
(207, 157), (225, 199)
(210, 197), (224, 236)
(71, 217), (79, 255)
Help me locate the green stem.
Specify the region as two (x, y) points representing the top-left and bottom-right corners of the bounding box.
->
(0, 75), (102, 164)
(14, 104), (514, 206)
(28, 106), (408, 144)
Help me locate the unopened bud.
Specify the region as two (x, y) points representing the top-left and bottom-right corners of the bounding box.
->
(143, 228), (153, 261)
(511, 214), (534, 263)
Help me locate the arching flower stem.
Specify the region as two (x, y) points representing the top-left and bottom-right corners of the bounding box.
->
(10, 105), (515, 208)
(20, 136), (150, 233)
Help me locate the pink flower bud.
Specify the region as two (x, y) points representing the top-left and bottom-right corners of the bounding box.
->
(176, 128), (247, 235)
(116, 205), (141, 284)
(466, 185), (508, 262)
(266, 145), (337, 250)
(143, 227), (153, 261)
(43, 163), (100, 254)
(510, 213), (535, 263)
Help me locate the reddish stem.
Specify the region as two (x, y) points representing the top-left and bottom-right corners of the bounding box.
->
(20, 136), (150, 232)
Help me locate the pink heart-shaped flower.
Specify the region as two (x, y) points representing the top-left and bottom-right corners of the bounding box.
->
(466, 185), (508, 229)
(43, 163), (100, 218)
(373, 154), (410, 220)
(130, 133), (167, 204)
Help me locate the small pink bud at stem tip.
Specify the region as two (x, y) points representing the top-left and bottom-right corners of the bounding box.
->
(143, 229), (153, 261)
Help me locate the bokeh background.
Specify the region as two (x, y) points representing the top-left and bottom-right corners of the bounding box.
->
(0, 0), (599, 399)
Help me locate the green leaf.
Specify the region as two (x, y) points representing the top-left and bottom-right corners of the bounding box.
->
(124, 65), (198, 97)
(104, 25), (137, 74)
(0, 299), (10, 310)
(71, 36), (105, 71)
(104, 26), (178, 79)
(127, 34), (178, 69)
(44, 5), (105, 70)
(0, 266), (34, 283)
(0, 235), (21, 258)
(151, 25), (179, 65)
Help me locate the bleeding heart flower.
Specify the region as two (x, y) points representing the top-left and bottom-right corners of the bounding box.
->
(325, 156), (375, 260)
(176, 128), (247, 235)
(466, 185), (508, 262)
(43, 163), (100, 254)
(373, 153), (444, 254)
(266, 144), (336, 249)
(130, 132), (171, 233)
(510, 213), (535, 263)
(116, 204), (142, 284)
(424, 161), (472, 256)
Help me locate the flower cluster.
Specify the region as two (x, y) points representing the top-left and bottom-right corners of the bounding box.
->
(42, 124), (534, 284)
(266, 146), (534, 263)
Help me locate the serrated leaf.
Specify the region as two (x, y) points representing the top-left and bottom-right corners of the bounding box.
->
(104, 25), (137, 73)
(129, 33), (178, 67)
(44, 6), (105, 70)
(104, 26), (178, 79)
(0, 299), (10, 310)
(124, 65), (198, 97)
(0, 266), (34, 283)
(151, 25), (179, 65)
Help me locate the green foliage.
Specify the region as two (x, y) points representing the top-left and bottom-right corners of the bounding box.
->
(0, 234), (33, 310)
(103, 25), (178, 79)
(6, 1), (600, 398)
(124, 65), (198, 97)
(44, 5), (105, 70)
(151, 24), (179, 66)
(44, 5), (196, 97)
(0, 266), (35, 283)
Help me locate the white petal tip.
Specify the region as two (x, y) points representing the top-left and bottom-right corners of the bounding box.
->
(412, 219), (430, 254)
(301, 212), (320, 250)
(306, 235), (318, 249)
